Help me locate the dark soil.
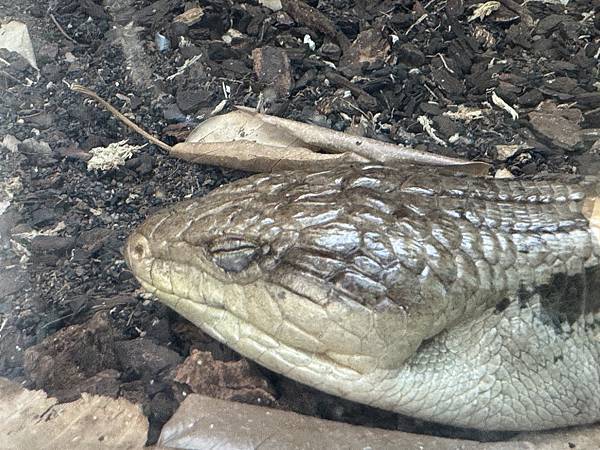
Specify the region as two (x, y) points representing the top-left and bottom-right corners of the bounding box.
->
(1, 0), (599, 445)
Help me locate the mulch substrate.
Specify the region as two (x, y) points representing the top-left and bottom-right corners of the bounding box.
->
(1, 0), (599, 444)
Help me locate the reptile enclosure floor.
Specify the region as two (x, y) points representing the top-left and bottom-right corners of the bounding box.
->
(1, 0), (599, 447)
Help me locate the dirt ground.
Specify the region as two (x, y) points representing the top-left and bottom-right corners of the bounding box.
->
(1, 0), (599, 446)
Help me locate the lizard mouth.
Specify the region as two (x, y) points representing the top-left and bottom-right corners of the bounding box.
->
(135, 276), (408, 412)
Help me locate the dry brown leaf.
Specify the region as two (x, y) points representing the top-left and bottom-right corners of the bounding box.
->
(235, 107), (490, 175)
(184, 108), (489, 175)
(0, 377), (148, 450)
(172, 141), (366, 172)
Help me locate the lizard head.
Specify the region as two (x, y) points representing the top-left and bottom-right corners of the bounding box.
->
(124, 164), (600, 431)
(124, 165), (427, 402)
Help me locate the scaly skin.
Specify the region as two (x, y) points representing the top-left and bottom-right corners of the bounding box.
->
(124, 164), (600, 431)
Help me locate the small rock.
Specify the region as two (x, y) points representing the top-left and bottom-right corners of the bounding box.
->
(529, 107), (584, 151)
(536, 14), (566, 36)
(174, 349), (277, 406)
(543, 76), (579, 95)
(396, 43), (425, 67)
(116, 338), (182, 378)
(125, 154), (155, 176)
(432, 66), (465, 97)
(41, 62), (62, 81)
(176, 87), (213, 113)
(18, 138), (57, 166)
(58, 144), (91, 161)
(584, 107), (600, 128)
(1, 134), (20, 152)
(252, 46), (293, 97)
(81, 134), (110, 151)
(432, 115), (459, 138)
(258, 0), (282, 11)
(30, 206), (58, 227)
(162, 103), (186, 122)
(517, 89), (543, 107)
(576, 92), (600, 110)
(319, 42), (342, 62)
(23, 313), (120, 393)
(36, 42), (58, 64)
(420, 102), (443, 116)
(24, 111), (55, 129)
(340, 28), (390, 75)
(29, 236), (76, 256)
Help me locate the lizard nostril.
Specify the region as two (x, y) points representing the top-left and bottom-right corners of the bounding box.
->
(125, 233), (150, 266)
(134, 243), (145, 258)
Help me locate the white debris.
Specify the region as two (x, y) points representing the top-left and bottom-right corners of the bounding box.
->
(174, 6), (204, 25)
(496, 144), (522, 160)
(0, 135), (23, 216)
(468, 1), (501, 22)
(0, 21), (38, 70)
(2, 135), (20, 153)
(444, 105), (485, 123)
(417, 116), (447, 147)
(0, 201), (9, 216)
(0, 176), (23, 216)
(303, 34), (316, 51)
(167, 54), (202, 81)
(11, 239), (30, 262)
(87, 140), (145, 171)
(64, 52), (77, 63)
(259, 0), (283, 11)
(210, 99), (228, 116)
(155, 32), (171, 52)
(494, 168), (514, 179)
(222, 28), (243, 45)
(13, 221), (66, 240)
(492, 91), (519, 120)
(473, 25), (496, 48)
(448, 133), (461, 144)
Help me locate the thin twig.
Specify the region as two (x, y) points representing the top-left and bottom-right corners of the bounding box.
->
(70, 84), (173, 152)
(40, 312), (76, 329)
(405, 13), (428, 35)
(0, 69), (22, 84)
(438, 54), (455, 74)
(49, 13), (78, 44)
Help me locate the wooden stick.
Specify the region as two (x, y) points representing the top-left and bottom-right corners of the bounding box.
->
(70, 84), (173, 152)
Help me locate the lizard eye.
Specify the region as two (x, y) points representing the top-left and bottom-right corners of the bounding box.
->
(208, 238), (267, 273)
